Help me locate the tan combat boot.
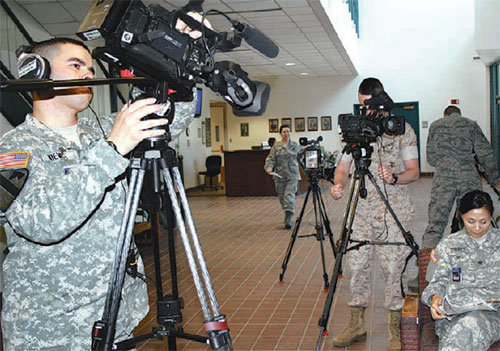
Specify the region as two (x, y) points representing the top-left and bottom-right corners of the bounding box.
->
(388, 309), (402, 351)
(332, 306), (367, 347)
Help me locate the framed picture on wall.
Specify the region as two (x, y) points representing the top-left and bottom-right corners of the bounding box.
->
(321, 116), (332, 131)
(269, 118), (279, 133)
(308, 116), (318, 131)
(295, 117), (305, 132)
(240, 122), (249, 137)
(281, 118), (292, 131)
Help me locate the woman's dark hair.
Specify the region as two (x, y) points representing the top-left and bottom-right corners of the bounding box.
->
(459, 190), (494, 216)
(279, 125), (290, 133)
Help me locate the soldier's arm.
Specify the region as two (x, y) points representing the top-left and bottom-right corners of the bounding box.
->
(426, 123), (438, 167)
(264, 145), (276, 173)
(421, 245), (449, 307)
(168, 88), (198, 140)
(3, 139), (129, 245)
(397, 123), (420, 184)
(472, 122), (499, 185)
(394, 158), (420, 184)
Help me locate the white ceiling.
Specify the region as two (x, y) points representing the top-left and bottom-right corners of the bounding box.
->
(12, 0), (358, 78)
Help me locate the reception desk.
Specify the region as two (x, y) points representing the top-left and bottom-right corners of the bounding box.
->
(224, 149), (308, 197)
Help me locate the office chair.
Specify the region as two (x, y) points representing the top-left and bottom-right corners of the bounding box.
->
(198, 155), (223, 191)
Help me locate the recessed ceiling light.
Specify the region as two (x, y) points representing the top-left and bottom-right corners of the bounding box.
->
(285, 63), (296, 66)
(300, 72), (309, 75)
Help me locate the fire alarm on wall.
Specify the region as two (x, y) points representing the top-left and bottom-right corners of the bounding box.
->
(450, 98), (459, 104)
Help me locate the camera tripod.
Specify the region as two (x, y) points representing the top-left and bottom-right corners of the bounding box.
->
(279, 172), (336, 291)
(91, 132), (232, 351)
(314, 145), (419, 350)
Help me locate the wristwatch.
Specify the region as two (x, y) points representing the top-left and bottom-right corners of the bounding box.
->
(391, 173), (398, 185)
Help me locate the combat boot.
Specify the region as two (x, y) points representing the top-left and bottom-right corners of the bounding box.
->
(388, 309), (402, 351)
(332, 306), (367, 347)
(284, 211), (293, 229)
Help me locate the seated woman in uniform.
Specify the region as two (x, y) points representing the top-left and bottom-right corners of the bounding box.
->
(421, 190), (500, 351)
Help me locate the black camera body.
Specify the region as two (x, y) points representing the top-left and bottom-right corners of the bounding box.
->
(338, 89), (405, 145)
(298, 136), (334, 181)
(77, 0), (271, 115)
(338, 113), (405, 144)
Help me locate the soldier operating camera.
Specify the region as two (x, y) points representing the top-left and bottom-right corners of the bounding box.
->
(0, 12), (209, 350)
(329, 77), (420, 350)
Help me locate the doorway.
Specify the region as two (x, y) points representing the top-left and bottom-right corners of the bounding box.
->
(209, 102), (228, 181)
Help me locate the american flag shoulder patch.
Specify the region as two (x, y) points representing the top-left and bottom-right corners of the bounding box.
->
(0, 152), (30, 169)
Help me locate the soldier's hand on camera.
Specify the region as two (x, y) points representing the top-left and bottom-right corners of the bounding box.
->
(430, 294), (447, 320)
(330, 183), (344, 200)
(175, 11), (213, 39)
(378, 165), (395, 184)
(107, 98), (168, 155)
(266, 169), (272, 175)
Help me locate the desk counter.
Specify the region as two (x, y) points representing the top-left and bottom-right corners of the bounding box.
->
(224, 149), (308, 197)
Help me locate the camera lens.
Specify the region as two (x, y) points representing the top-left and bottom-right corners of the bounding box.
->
(384, 117), (401, 134)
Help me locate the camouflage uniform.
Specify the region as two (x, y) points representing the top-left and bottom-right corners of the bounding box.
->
(343, 123), (418, 310)
(422, 227), (500, 351)
(264, 140), (301, 215)
(0, 114), (148, 351)
(422, 113), (499, 249)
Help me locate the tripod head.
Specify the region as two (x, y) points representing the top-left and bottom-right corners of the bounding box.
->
(131, 81), (178, 152)
(342, 141), (373, 172)
(341, 141), (374, 198)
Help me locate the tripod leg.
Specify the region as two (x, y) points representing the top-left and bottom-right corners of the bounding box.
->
(312, 188), (330, 291)
(316, 173), (362, 351)
(161, 167), (232, 350)
(161, 168), (211, 318)
(317, 187), (337, 259)
(279, 186), (312, 283)
(172, 167), (220, 314)
(171, 167), (233, 350)
(95, 164), (147, 351)
(365, 172), (419, 257)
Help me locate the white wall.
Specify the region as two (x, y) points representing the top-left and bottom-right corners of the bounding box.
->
(357, 0), (489, 172)
(474, 0), (500, 64)
(207, 76), (358, 155)
(186, 0), (490, 178)
(175, 91), (213, 189)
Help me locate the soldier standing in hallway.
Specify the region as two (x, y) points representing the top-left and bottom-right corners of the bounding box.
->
(265, 125), (301, 229)
(330, 78), (420, 350)
(422, 105), (499, 250)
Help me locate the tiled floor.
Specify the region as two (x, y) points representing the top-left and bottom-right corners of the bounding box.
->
(133, 177), (434, 351)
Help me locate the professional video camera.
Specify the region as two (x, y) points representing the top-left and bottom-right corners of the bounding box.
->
(298, 136), (335, 181)
(77, 0), (277, 116)
(338, 89), (405, 145)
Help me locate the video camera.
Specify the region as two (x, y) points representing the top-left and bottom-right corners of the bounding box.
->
(298, 136), (335, 181)
(77, 0), (276, 116)
(338, 90), (405, 145)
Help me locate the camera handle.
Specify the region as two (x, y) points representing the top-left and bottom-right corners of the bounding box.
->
(315, 159), (419, 350)
(92, 144), (232, 351)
